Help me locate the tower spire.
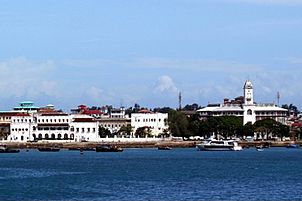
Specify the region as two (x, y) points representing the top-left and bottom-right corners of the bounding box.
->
(178, 91), (182, 111)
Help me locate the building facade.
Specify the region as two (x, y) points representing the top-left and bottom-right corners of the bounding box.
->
(131, 110), (168, 136)
(197, 80), (288, 125)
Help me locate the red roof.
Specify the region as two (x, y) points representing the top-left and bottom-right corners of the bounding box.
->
(14, 113), (31, 117)
(292, 122), (302, 127)
(82, 110), (102, 115)
(38, 123), (69, 127)
(73, 118), (95, 122)
(78, 105), (87, 109)
(138, 109), (153, 114)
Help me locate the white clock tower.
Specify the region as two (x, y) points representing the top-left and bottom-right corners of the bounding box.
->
(244, 80), (254, 105)
(243, 80), (256, 124)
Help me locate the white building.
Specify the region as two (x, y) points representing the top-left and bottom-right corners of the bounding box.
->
(131, 110), (168, 136)
(6, 103), (99, 142)
(197, 80), (288, 125)
(69, 114), (99, 142)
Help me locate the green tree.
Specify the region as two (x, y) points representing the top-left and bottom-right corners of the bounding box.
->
(135, 127), (150, 137)
(168, 110), (189, 138)
(118, 124), (133, 136)
(254, 118), (283, 140)
(98, 126), (112, 138)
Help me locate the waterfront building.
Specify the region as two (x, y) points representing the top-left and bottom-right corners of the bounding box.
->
(197, 80), (288, 125)
(69, 114), (99, 142)
(5, 102), (99, 142)
(97, 118), (131, 135)
(10, 113), (34, 142)
(131, 110), (168, 136)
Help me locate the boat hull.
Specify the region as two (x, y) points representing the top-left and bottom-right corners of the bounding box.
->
(95, 146), (123, 152)
(196, 140), (242, 151)
(38, 148), (60, 152)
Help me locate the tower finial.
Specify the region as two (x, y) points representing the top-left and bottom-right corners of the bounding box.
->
(178, 91), (182, 111)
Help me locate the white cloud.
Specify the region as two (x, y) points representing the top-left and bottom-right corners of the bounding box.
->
(0, 57), (58, 99)
(154, 75), (178, 94)
(221, 0), (302, 5)
(286, 57), (302, 64)
(85, 86), (103, 102)
(131, 57), (262, 73)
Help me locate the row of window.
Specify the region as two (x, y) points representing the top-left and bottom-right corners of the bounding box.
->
(0, 117), (11, 120)
(11, 128), (29, 132)
(13, 118), (32, 123)
(33, 133), (74, 140)
(135, 118), (166, 123)
(102, 124), (124, 128)
(37, 118), (69, 123)
(71, 127), (96, 133)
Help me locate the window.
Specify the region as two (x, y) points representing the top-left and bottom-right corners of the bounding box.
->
(51, 134), (55, 140)
(70, 134), (74, 140)
(93, 128), (96, 133)
(76, 128), (79, 133)
(247, 109), (252, 115)
(64, 134), (68, 140)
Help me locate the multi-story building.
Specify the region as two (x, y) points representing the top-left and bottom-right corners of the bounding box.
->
(131, 110), (168, 136)
(6, 103), (99, 142)
(197, 80), (288, 125)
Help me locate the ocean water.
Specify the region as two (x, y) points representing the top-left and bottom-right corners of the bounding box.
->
(1, 148), (302, 201)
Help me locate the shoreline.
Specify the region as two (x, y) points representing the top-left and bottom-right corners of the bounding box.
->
(0, 140), (300, 149)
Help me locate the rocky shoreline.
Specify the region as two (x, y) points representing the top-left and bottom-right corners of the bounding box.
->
(0, 140), (300, 149)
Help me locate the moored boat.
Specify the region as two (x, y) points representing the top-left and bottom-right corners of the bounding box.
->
(95, 145), (123, 152)
(158, 146), (172, 150)
(286, 144), (299, 148)
(196, 139), (242, 151)
(68, 147), (95, 151)
(38, 147), (60, 152)
(0, 146), (20, 153)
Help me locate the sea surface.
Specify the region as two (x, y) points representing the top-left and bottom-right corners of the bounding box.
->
(1, 147), (302, 201)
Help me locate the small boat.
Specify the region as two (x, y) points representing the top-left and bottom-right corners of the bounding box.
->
(38, 147), (60, 152)
(196, 139), (242, 151)
(255, 145), (264, 151)
(68, 147), (95, 151)
(0, 146), (20, 153)
(286, 144), (299, 148)
(95, 145), (123, 152)
(158, 146), (172, 150)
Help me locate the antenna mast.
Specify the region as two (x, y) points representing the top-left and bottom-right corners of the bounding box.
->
(178, 91), (182, 111)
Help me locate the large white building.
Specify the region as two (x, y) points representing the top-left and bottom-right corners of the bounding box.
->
(197, 80), (288, 125)
(5, 103), (99, 142)
(131, 110), (168, 136)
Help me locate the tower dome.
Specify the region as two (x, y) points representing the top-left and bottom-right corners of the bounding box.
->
(244, 80), (253, 89)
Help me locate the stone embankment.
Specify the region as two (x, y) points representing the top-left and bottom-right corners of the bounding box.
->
(0, 140), (300, 149)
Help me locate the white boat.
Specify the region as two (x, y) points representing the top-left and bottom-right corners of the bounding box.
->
(196, 140), (242, 151)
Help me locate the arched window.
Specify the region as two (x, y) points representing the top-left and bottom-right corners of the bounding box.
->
(70, 126), (74, 132)
(58, 134), (62, 140)
(38, 134), (42, 140)
(64, 133), (68, 140)
(51, 134), (55, 140)
(70, 134), (74, 140)
(247, 109), (252, 115)
(32, 134), (36, 140)
(45, 134), (49, 140)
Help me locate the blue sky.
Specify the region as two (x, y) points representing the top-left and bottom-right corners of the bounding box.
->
(0, 0), (302, 111)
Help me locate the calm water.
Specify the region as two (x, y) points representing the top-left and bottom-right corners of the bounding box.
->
(1, 148), (302, 201)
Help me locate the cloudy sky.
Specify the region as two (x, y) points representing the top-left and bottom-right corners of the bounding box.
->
(0, 0), (302, 111)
